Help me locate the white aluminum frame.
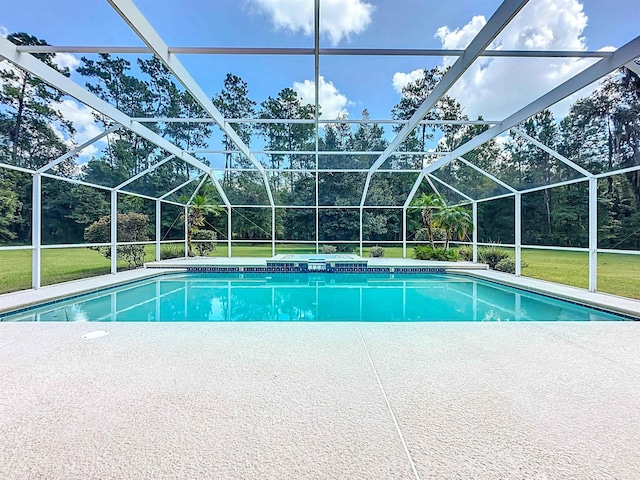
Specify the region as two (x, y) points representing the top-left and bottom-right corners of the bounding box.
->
(0, 1), (637, 297)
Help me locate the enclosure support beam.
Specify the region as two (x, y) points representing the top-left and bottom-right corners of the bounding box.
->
(314, 0), (321, 257)
(359, 208), (364, 257)
(458, 156), (518, 193)
(227, 209), (232, 258)
(32, 174), (42, 289)
(0, 36), (213, 182)
(155, 200), (161, 261)
(403, 172), (425, 209)
(36, 126), (119, 174)
(511, 129), (593, 177)
(428, 174), (474, 202)
(159, 174), (203, 200)
(207, 172), (231, 208)
(472, 202), (478, 263)
(108, 0), (275, 208)
(515, 193), (522, 276)
(402, 207), (407, 259)
(315, 206), (320, 254)
(588, 177), (598, 292)
(110, 190), (117, 274)
(114, 155), (175, 191)
(18, 45), (617, 59)
(272, 207), (276, 257)
(360, 0), (530, 206)
(625, 59), (640, 76)
(184, 206), (189, 258)
(404, 35), (640, 208)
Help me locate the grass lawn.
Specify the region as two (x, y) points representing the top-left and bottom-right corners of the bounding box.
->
(521, 249), (640, 300)
(1, 244), (638, 300)
(0, 245), (157, 295)
(521, 249), (588, 289)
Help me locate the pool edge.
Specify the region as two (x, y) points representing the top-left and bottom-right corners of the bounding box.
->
(453, 269), (640, 319)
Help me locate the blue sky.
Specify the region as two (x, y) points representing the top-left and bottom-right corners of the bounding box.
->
(1, 0), (638, 160)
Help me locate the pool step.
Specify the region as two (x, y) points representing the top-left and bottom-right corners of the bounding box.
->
(308, 260), (327, 271)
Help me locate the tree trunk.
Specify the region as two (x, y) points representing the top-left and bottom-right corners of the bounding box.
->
(11, 78), (28, 165)
(544, 189), (552, 235)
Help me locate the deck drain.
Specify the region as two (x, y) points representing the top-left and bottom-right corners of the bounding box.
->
(82, 330), (110, 340)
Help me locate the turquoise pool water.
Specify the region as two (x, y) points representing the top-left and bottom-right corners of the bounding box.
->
(1, 273), (631, 322)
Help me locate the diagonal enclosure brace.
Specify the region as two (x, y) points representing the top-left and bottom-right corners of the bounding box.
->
(360, 0), (531, 206)
(403, 35), (640, 207)
(36, 126), (120, 173)
(428, 174), (474, 202)
(114, 154), (176, 190)
(107, 0), (275, 208)
(511, 128), (593, 178)
(0, 35), (215, 194)
(456, 156), (518, 193)
(160, 173), (204, 200)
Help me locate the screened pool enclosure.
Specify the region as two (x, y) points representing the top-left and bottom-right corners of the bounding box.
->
(0, 0), (639, 294)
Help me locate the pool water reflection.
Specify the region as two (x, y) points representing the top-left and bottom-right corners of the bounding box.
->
(0, 273), (629, 322)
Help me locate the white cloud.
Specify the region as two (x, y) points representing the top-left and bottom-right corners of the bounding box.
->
(395, 0), (602, 120)
(0, 26), (8, 38)
(249, 0), (374, 45)
(392, 68), (424, 94)
(293, 75), (350, 120)
(56, 99), (107, 160)
(435, 15), (487, 51)
(54, 53), (80, 72)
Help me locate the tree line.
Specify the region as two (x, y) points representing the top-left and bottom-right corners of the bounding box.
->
(1, 32), (639, 250)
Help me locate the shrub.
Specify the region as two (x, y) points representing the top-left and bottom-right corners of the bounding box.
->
(84, 213), (150, 268)
(495, 257), (528, 273)
(457, 245), (473, 261)
(321, 244), (337, 254)
(414, 245), (459, 261)
(495, 257), (516, 273)
(118, 245), (146, 268)
(477, 246), (510, 269)
(369, 245), (385, 257)
(192, 229), (217, 256)
(161, 244), (184, 260)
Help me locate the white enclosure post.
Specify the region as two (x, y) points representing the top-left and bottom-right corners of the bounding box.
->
(110, 190), (117, 274)
(155, 200), (161, 261)
(515, 193), (522, 276)
(32, 174), (42, 289)
(588, 177), (598, 292)
(402, 207), (407, 259)
(227, 208), (232, 258)
(359, 207), (363, 256)
(472, 201), (478, 263)
(184, 206), (189, 258)
(315, 206), (319, 254)
(271, 207), (276, 257)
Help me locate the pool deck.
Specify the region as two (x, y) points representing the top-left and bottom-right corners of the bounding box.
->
(1, 321), (639, 479)
(1, 261), (640, 478)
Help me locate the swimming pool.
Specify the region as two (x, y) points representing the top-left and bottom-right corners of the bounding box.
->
(0, 273), (632, 322)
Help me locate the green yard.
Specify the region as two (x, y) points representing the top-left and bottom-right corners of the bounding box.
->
(0, 244), (638, 299)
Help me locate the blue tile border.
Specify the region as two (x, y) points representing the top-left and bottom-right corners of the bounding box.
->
(166, 265), (448, 275)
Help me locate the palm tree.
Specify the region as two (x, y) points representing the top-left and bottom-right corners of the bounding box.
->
(433, 205), (473, 250)
(411, 193), (445, 247)
(185, 194), (222, 256)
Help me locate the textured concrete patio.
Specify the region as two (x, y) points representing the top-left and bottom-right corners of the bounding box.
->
(1, 322), (639, 479)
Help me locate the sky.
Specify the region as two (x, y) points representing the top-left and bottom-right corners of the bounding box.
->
(1, 0), (638, 161)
